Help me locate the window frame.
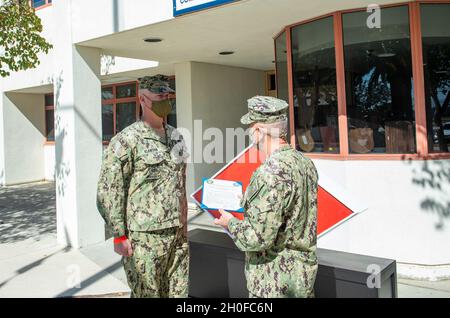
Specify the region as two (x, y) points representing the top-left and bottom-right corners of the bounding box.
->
(102, 81), (140, 144)
(274, 0), (450, 160)
(29, 0), (52, 10)
(44, 93), (55, 144)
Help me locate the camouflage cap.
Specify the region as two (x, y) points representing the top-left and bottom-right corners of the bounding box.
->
(138, 74), (175, 94)
(241, 96), (289, 125)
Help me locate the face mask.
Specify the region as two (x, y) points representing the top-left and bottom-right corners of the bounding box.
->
(151, 99), (173, 118)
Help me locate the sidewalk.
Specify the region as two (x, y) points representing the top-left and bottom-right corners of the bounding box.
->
(1, 181), (449, 298)
(0, 233), (130, 298)
(0, 181), (130, 298)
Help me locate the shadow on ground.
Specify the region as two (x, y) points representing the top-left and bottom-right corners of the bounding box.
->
(0, 182), (56, 244)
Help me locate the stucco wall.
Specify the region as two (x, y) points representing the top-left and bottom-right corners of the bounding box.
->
(175, 61), (265, 196)
(2, 93), (46, 184)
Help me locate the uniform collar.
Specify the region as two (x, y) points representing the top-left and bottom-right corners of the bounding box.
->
(266, 143), (292, 159)
(139, 120), (169, 145)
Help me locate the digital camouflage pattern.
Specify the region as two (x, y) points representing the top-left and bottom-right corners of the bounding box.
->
(138, 74), (175, 94)
(228, 144), (319, 298)
(240, 96), (289, 125)
(97, 121), (189, 237)
(96, 120), (189, 297)
(122, 227), (189, 298)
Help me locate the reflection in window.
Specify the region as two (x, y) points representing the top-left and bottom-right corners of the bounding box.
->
(343, 6), (416, 154)
(116, 102), (137, 133)
(31, 0), (51, 8)
(291, 17), (339, 153)
(45, 93), (54, 142)
(102, 104), (114, 142)
(116, 84), (136, 99)
(422, 4), (450, 153)
(275, 32), (290, 139)
(101, 87), (114, 100)
(166, 77), (177, 128)
(45, 109), (55, 142)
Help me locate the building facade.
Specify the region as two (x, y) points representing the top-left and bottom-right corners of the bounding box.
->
(0, 0), (449, 281)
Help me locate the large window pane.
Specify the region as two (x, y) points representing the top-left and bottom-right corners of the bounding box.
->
(116, 102), (137, 133)
(45, 109), (55, 142)
(102, 104), (114, 142)
(343, 6), (416, 154)
(166, 78), (177, 127)
(45, 94), (53, 107)
(275, 32), (290, 140)
(276, 32), (289, 103)
(32, 0), (46, 8)
(102, 87), (114, 100)
(422, 4), (450, 153)
(291, 17), (339, 153)
(116, 84), (136, 99)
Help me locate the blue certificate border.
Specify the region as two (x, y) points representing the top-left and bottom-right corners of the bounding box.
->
(173, 0), (239, 17)
(200, 178), (244, 212)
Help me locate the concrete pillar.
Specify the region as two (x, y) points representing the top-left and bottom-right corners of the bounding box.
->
(53, 0), (104, 248)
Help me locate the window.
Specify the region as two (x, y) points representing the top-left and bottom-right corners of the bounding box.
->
(31, 0), (52, 9)
(275, 32), (290, 138)
(275, 32), (289, 103)
(343, 6), (416, 154)
(274, 1), (450, 159)
(45, 93), (54, 142)
(421, 4), (450, 153)
(291, 16), (339, 153)
(166, 77), (178, 128)
(101, 82), (139, 142)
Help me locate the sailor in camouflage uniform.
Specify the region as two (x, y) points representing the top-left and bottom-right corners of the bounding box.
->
(215, 96), (319, 298)
(97, 75), (189, 298)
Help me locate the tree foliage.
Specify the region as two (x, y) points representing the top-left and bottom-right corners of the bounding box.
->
(0, 0), (52, 77)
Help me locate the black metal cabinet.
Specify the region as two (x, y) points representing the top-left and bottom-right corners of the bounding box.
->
(188, 229), (397, 298)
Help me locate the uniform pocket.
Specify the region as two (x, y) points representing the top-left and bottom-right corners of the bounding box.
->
(142, 154), (165, 180)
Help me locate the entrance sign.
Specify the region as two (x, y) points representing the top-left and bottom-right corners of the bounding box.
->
(191, 145), (367, 238)
(173, 0), (238, 17)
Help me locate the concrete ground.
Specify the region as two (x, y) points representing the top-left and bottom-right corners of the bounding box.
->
(0, 181), (449, 298)
(0, 182), (130, 298)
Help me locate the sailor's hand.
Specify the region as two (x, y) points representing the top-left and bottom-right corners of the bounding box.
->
(114, 239), (133, 257)
(214, 209), (235, 229)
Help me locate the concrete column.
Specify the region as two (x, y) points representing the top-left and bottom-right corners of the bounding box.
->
(53, 0), (104, 248)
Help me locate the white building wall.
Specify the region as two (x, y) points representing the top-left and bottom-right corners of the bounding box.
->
(0, 83), (5, 186)
(44, 145), (55, 181)
(70, 0), (173, 44)
(1, 93), (45, 185)
(1, 6), (54, 93)
(176, 61), (265, 196)
(314, 159), (450, 279)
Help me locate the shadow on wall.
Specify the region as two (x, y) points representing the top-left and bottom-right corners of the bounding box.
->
(404, 156), (450, 230)
(0, 182), (56, 244)
(53, 67), (104, 246)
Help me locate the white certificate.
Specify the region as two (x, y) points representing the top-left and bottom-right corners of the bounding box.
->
(201, 179), (244, 212)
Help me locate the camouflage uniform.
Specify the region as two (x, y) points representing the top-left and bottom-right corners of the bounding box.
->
(228, 96), (318, 298)
(96, 75), (189, 298)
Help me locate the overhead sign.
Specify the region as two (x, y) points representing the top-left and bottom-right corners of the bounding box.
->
(173, 0), (238, 17)
(191, 145), (367, 238)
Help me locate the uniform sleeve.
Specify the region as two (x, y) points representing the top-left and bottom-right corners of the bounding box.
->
(228, 172), (292, 252)
(96, 136), (133, 238)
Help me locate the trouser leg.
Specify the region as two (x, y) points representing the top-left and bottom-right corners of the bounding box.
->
(122, 228), (189, 298)
(166, 228), (189, 298)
